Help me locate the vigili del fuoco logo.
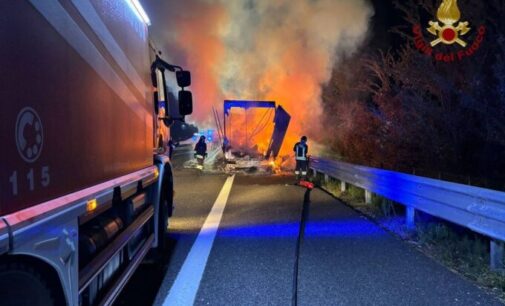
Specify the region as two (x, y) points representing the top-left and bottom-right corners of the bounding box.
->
(413, 0), (486, 62)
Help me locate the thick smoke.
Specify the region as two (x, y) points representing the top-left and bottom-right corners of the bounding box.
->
(145, 0), (373, 153)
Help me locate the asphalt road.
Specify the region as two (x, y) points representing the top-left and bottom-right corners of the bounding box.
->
(114, 146), (503, 306)
(114, 145), (227, 306)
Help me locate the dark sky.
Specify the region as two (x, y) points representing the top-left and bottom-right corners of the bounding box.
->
(369, 0), (404, 51)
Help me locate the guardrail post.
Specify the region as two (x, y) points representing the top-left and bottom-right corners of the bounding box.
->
(365, 190), (372, 205)
(340, 181), (346, 192)
(312, 169), (317, 179)
(324, 174), (329, 184)
(406, 206), (416, 229)
(490, 240), (504, 271)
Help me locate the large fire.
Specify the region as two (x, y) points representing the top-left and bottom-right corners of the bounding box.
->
(225, 108), (275, 155)
(145, 0), (373, 156)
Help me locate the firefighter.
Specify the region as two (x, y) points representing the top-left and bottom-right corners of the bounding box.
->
(194, 135), (207, 169)
(293, 136), (309, 179)
(222, 136), (230, 156)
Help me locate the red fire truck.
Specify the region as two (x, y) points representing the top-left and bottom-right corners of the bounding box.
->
(0, 1), (192, 305)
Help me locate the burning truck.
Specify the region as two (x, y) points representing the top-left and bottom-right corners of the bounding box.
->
(216, 100), (291, 173)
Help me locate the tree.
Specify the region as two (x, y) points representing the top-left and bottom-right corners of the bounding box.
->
(322, 0), (505, 184)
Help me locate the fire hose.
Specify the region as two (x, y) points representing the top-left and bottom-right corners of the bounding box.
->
(292, 188), (311, 306)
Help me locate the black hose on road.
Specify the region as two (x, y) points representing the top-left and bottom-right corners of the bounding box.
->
(292, 189), (311, 306)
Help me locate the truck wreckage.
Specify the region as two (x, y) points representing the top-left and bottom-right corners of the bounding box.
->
(220, 100), (291, 173)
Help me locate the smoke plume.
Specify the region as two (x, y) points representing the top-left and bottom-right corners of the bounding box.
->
(145, 0), (373, 153)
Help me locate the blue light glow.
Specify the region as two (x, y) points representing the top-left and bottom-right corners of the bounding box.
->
(218, 222), (299, 239)
(217, 219), (384, 240)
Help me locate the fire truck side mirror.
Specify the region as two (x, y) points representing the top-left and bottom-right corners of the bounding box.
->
(176, 70), (191, 88)
(178, 90), (193, 116)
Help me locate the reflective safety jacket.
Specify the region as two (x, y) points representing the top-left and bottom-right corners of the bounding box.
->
(293, 142), (308, 161)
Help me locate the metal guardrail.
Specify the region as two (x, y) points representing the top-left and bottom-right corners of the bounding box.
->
(310, 157), (505, 245)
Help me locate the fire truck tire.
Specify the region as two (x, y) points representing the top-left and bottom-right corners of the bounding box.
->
(0, 262), (59, 306)
(157, 166), (174, 253)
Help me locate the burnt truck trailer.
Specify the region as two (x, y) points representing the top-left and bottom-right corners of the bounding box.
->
(223, 100), (291, 159)
(0, 1), (192, 305)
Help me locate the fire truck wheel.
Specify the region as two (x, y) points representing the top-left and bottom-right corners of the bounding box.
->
(0, 262), (58, 306)
(157, 167), (174, 253)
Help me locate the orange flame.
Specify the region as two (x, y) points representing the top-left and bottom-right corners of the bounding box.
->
(145, 0), (372, 156)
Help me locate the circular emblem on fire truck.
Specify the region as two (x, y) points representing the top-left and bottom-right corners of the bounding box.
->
(15, 107), (44, 163)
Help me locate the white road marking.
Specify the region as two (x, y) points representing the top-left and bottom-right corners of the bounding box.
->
(162, 175), (236, 306)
